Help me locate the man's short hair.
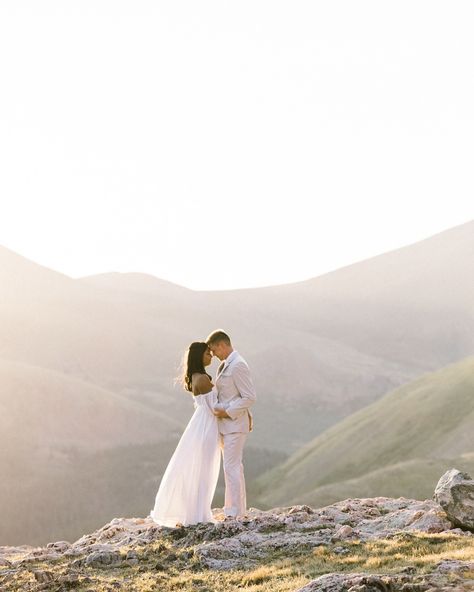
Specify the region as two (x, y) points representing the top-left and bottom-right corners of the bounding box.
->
(206, 330), (231, 346)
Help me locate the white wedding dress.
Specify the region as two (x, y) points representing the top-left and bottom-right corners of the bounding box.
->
(149, 386), (221, 527)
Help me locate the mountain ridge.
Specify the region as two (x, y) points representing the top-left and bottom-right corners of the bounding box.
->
(2, 218), (472, 293)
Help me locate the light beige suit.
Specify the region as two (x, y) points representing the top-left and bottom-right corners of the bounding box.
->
(214, 350), (256, 517)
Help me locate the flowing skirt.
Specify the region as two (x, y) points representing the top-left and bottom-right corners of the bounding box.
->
(149, 391), (220, 527)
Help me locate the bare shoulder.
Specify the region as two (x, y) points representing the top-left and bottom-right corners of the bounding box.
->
(192, 373), (213, 396)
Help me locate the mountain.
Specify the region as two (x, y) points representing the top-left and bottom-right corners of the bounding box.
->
(0, 219), (473, 544)
(0, 357), (182, 453)
(198, 218), (474, 370)
(274, 454), (474, 509)
(1, 221), (473, 452)
(0, 357), (186, 545)
(253, 355), (474, 508)
(79, 271), (191, 295)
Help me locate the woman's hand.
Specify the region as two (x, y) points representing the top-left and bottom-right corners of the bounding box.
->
(213, 406), (231, 419)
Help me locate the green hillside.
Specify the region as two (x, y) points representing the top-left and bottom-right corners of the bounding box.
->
(254, 355), (474, 508)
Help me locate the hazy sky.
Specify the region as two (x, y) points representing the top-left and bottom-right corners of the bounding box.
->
(1, 1), (473, 290)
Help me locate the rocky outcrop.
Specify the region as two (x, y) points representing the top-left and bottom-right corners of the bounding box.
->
(0, 498), (455, 571)
(0, 495), (472, 591)
(189, 498), (453, 570)
(297, 561), (474, 592)
(434, 469), (474, 531)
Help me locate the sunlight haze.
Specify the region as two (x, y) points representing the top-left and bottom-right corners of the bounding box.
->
(1, 1), (473, 289)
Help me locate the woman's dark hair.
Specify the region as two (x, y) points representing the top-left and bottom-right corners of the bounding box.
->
(182, 342), (211, 392)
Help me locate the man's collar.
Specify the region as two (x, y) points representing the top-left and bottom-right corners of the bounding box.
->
(225, 349), (238, 364)
(218, 350), (238, 373)
(225, 350), (238, 366)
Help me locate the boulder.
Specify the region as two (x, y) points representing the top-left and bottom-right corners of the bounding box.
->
(434, 469), (474, 531)
(296, 560), (474, 591)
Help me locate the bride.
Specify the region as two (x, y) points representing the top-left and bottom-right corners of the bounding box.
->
(149, 342), (221, 527)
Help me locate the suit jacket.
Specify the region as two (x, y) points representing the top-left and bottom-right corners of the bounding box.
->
(215, 350), (256, 435)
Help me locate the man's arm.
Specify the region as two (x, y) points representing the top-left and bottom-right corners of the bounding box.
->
(224, 361), (257, 420)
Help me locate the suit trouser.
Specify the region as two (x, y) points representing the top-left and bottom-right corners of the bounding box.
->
(219, 431), (247, 517)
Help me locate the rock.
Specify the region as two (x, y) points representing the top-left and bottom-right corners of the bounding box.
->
(288, 505), (314, 515)
(353, 498), (451, 537)
(0, 557), (12, 567)
(167, 497), (454, 570)
(32, 569), (55, 583)
(84, 550), (123, 568)
(434, 469), (474, 531)
(332, 525), (354, 540)
(125, 549), (139, 566)
(435, 559), (474, 574)
(0, 498), (451, 574)
(333, 546), (350, 555)
(46, 540), (71, 552)
(296, 561), (474, 591)
(296, 573), (403, 592)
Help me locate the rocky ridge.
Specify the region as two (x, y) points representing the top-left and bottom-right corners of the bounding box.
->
(1, 493), (473, 591)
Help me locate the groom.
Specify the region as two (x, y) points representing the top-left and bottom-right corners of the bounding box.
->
(205, 330), (256, 519)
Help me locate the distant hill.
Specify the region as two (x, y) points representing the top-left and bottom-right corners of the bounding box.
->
(0, 357), (182, 453)
(0, 357), (184, 545)
(253, 355), (474, 508)
(202, 218), (474, 370)
(80, 271), (191, 296)
(2, 221), (473, 452)
(270, 454), (474, 509)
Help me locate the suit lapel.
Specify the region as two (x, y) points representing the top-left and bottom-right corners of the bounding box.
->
(216, 351), (239, 382)
(217, 361), (226, 377)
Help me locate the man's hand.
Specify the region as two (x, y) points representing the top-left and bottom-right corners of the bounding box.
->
(213, 407), (231, 419)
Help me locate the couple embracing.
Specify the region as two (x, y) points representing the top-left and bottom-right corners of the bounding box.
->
(149, 330), (257, 527)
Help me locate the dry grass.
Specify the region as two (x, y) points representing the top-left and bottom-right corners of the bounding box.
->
(1, 532), (473, 591)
